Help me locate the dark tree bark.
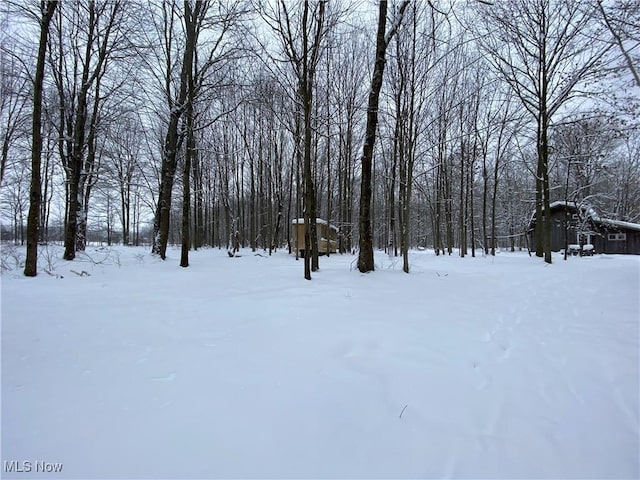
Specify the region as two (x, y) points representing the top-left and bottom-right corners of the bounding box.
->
(358, 0), (409, 273)
(301, 0), (325, 278)
(60, 0), (121, 261)
(263, 0), (326, 277)
(192, 147), (204, 249)
(24, 0), (57, 277)
(180, 61), (196, 267)
(152, 0), (202, 260)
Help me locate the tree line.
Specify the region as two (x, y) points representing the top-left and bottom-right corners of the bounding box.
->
(1, 0), (638, 278)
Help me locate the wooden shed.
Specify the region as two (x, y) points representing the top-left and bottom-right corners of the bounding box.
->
(528, 201), (640, 255)
(595, 218), (640, 254)
(291, 218), (337, 257)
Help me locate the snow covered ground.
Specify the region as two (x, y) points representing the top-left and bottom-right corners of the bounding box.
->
(2, 245), (639, 479)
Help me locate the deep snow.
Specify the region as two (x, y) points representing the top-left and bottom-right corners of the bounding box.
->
(2, 245), (639, 479)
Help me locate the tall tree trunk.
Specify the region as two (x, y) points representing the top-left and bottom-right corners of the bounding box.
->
(540, 111), (552, 264)
(76, 84), (101, 253)
(180, 126), (193, 267)
(286, 145), (295, 254)
(24, 1), (57, 277)
(300, 0), (324, 279)
(444, 161), (453, 255)
(152, 1), (200, 260)
(469, 153), (476, 258)
(62, 1), (120, 260)
(490, 156), (500, 256)
(63, 4), (94, 260)
(390, 110), (400, 257)
(481, 147), (489, 255)
(459, 136), (466, 258)
(534, 171), (543, 257)
(180, 58), (195, 267)
(358, 1), (408, 273)
(401, 6), (417, 273)
(326, 42), (332, 258)
(193, 142), (204, 249)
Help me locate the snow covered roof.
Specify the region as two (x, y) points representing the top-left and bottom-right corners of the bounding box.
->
(530, 201), (640, 232)
(529, 201), (588, 226)
(597, 218), (640, 232)
(535, 201), (601, 220)
(548, 200), (578, 209)
(291, 218), (339, 231)
(546, 201), (597, 217)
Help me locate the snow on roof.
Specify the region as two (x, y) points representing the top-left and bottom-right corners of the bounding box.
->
(291, 218), (339, 231)
(597, 218), (640, 232)
(537, 201), (601, 220)
(548, 200), (578, 209)
(546, 201), (596, 216)
(531, 201), (640, 231)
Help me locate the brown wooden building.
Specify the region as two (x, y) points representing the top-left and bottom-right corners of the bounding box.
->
(528, 201), (640, 255)
(595, 218), (640, 254)
(291, 218), (338, 257)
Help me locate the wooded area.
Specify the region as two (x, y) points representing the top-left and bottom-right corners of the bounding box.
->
(1, 0), (639, 278)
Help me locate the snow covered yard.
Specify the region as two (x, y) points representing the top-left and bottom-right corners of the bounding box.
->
(2, 246), (639, 479)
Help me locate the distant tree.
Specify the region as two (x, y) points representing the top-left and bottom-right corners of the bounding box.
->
(1, 158), (28, 245)
(477, 0), (612, 263)
(551, 117), (619, 202)
(329, 31), (367, 255)
(102, 111), (145, 246)
(610, 132), (640, 222)
(24, 1), (57, 277)
(0, 40), (29, 187)
(388, 2), (433, 272)
(475, 80), (520, 257)
(259, 0), (333, 279)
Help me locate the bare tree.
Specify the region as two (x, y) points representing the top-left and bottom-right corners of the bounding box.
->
(101, 110), (145, 246)
(46, 1), (127, 260)
(151, 0), (199, 260)
(330, 31), (367, 255)
(477, 0), (612, 263)
(148, 0), (243, 262)
(24, 1), (57, 277)
(358, 0), (409, 273)
(610, 132), (640, 222)
(0, 41), (29, 187)
(259, 0), (333, 279)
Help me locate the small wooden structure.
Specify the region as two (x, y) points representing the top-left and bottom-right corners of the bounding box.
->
(528, 201), (640, 255)
(291, 218), (337, 257)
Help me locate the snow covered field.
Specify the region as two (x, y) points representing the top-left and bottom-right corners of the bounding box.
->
(2, 245), (639, 479)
